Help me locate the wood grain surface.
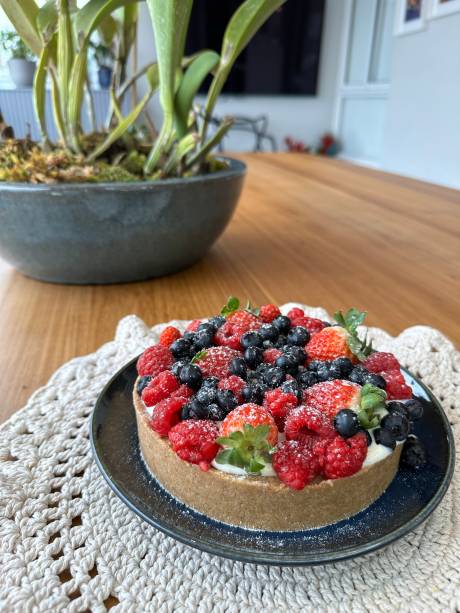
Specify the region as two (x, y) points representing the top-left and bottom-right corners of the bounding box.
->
(0, 152), (459, 422)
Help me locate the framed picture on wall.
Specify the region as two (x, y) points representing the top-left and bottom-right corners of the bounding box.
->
(395, 0), (427, 35)
(430, 0), (460, 18)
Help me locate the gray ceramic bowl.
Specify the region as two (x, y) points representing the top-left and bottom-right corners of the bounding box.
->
(0, 157), (246, 284)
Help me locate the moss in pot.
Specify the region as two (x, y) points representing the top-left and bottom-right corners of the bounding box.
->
(0, 0), (285, 284)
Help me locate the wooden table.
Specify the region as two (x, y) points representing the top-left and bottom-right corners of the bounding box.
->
(1, 153), (459, 422)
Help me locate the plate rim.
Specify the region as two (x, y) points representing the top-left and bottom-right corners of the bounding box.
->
(90, 357), (456, 566)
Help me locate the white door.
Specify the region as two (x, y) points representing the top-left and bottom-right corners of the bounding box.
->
(333, 0), (396, 168)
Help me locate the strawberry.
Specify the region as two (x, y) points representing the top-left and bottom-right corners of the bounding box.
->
(159, 326), (182, 347)
(194, 346), (241, 378)
(303, 380), (361, 419)
(220, 404), (278, 446)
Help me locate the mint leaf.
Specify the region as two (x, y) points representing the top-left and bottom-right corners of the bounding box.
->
(220, 296), (240, 317)
(191, 349), (207, 363)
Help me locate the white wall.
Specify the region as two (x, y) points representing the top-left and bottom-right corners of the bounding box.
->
(136, 0), (344, 152)
(382, 13), (460, 189)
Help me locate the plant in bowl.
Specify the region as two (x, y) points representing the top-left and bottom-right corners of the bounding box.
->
(0, 0), (285, 284)
(90, 40), (115, 89)
(0, 29), (36, 87)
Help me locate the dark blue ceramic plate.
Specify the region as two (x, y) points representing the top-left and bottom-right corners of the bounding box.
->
(90, 358), (455, 566)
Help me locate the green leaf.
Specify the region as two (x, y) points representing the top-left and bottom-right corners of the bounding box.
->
(74, 0), (138, 42)
(361, 394), (385, 412)
(202, 0), (286, 139)
(361, 384), (386, 400)
(33, 41), (51, 145)
(36, 0), (58, 44)
(251, 424), (270, 443)
(220, 296), (240, 317)
(248, 459), (265, 474)
(191, 349), (207, 364)
(245, 300), (260, 316)
(175, 50), (220, 138)
(215, 449), (233, 464)
(0, 0), (42, 56)
(184, 117), (233, 171)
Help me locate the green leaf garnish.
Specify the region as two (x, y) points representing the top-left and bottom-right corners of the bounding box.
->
(220, 296), (240, 317)
(216, 423), (274, 474)
(334, 308), (373, 360)
(191, 349), (207, 363)
(357, 384), (387, 429)
(244, 299), (260, 316)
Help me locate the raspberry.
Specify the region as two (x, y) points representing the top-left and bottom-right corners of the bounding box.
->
(137, 344), (174, 377)
(303, 380), (361, 419)
(141, 370), (179, 407)
(263, 348), (283, 364)
(259, 304), (281, 323)
(292, 316), (325, 336)
(221, 403), (278, 446)
(196, 346), (241, 378)
(363, 352), (400, 373)
(214, 321), (243, 350)
(150, 396), (187, 437)
(287, 307), (305, 320)
(322, 433), (367, 479)
(284, 406), (335, 445)
(168, 420), (220, 469)
(186, 319), (202, 332)
(272, 440), (320, 490)
(306, 326), (355, 362)
(159, 326), (182, 347)
(380, 370), (412, 400)
(263, 388), (298, 431)
(218, 375), (246, 403)
(171, 384), (194, 401)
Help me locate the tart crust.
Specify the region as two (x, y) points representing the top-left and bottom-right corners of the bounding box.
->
(133, 384), (402, 530)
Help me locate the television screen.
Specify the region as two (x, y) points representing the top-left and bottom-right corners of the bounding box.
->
(185, 0), (325, 96)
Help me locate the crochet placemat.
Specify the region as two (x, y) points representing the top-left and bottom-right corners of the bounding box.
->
(0, 304), (458, 613)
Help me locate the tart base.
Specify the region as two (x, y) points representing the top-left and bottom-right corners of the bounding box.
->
(133, 387), (402, 531)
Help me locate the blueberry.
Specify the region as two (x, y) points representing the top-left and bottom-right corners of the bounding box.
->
(263, 366), (286, 388)
(179, 363), (202, 389)
(136, 375), (151, 395)
(241, 383), (265, 404)
(316, 361), (333, 382)
(373, 427), (396, 449)
(361, 429), (372, 446)
(274, 334), (287, 348)
(217, 388), (238, 412)
(182, 331), (196, 342)
(381, 412), (410, 441)
(209, 315), (226, 329)
(259, 324), (279, 342)
(171, 338), (192, 359)
(308, 360), (323, 372)
(193, 329), (214, 350)
(297, 370), (319, 388)
(230, 357), (247, 379)
(244, 346), (263, 368)
(281, 379), (302, 400)
(197, 322), (216, 335)
(241, 331), (263, 349)
(403, 398), (423, 421)
(284, 345), (307, 365)
(401, 435), (426, 468)
(196, 385), (217, 405)
(188, 398), (209, 419)
(332, 357), (354, 377)
(206, 403), (227, 421)
(364, 373), (387, 389)
(349, 365), (369, 385)
(171, 360), (188, 378)
(272, 315), (291, 334)
(326, 362), (342, 380)
(201, 376), (219, 388)
(286, 326), (310, 347)
(275, 353), (298, 374)
(334, 409), (360, 438)
(180, 403), (192, 420)
(387, 401), (409, 418)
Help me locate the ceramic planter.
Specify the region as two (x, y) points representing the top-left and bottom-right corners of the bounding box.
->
(8, 59), (36, 88)
(0, 157), (246, 284)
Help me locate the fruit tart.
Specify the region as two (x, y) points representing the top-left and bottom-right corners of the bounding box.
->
(133, 298), (426, 530)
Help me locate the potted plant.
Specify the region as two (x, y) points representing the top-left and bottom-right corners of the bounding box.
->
(0, 0), (285, 284)
(90, 41), (114, 89)
(0, 30), (36, 88)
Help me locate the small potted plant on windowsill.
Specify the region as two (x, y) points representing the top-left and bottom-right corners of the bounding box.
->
(0, 30), (35, 88)
(0, 0), (285, 284)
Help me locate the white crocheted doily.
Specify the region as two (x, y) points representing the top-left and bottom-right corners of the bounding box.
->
(0, 304), (458, 613)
